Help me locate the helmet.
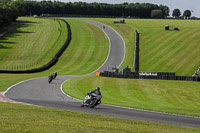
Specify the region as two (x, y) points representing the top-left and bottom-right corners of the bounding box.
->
(96, 87), (100, 91)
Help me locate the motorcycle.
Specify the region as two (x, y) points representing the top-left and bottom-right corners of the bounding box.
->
(81, 93), (101, 108)
(52, 72), (57, 79)
(48, 75), (53, 83)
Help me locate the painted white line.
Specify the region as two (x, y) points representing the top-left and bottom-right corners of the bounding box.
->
(4, 77), (45, 96)
(102, 103), (200, 119)
(86, 20), (126, 71)
(59, 19), (126, 103)
(3, 77), (47, 106)
(60, 77), (82, 102)
(96, 20), (126, 68)
(64, 18), (125, 75)
(4, 18), (200, 121)
(60, 19), (200, 120)
(85, 21), (112, 76)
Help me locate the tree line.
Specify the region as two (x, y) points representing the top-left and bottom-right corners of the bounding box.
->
(0, 0), (24, 25)
(0, 0), (196, 26)
(23, 1), (170, 18)
(0, 0), (170, 25)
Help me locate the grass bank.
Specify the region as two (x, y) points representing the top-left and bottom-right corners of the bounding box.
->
(0, 18), (109, 91)
(86, 18), (200, 76)
(44, 19), (109, 75)
(62, 18), (200, 118)
(0, 102), (199, 133)
(1, 17), (200, 132)
(63, 76), (200, 117)
(0, 17), (65, 70)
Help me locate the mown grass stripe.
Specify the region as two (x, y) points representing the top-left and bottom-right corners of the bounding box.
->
(0, 17), (62, 70)
(63, 76), (200, 117)
(1, 18), (200, 131)
(141, 29), (197, 73)
(90, 19), (200, 76)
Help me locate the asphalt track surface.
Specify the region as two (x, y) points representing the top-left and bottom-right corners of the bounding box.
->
(4, 20), (200, 129)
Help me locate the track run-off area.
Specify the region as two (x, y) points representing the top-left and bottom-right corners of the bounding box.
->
(3, 20), (200, 129)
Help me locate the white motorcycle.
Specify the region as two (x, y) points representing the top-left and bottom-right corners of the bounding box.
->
(81, 93), (101, 108)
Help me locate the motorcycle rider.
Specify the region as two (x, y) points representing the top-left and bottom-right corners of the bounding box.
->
(88, 87), (102, 102)
(53, 72), (57, 79)
(48, 74), (53, 83)
(83, 87), (102, 106)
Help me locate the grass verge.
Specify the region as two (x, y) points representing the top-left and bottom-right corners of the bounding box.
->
(1, 17), (200, 132)
(85, 18), (200, 76)
(0, 17), (64, 70)
(0, 18), (109, 91)
(0, 102), (199, 133)
(63, 76), (200, 117)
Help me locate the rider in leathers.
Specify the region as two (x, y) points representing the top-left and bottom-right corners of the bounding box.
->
(88, 87), (102, 102)
(84, 87), (102, 105)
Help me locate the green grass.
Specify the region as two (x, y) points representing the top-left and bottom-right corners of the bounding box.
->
(1, 102), (199, 133)
(62, 18), (200, 117)
(1, 17), (200, 132)
(0, 18), (109, 91)
(85, 18), (200, 76)
(44, 19), (109, 75)
(63, 76), (200, 117)
(82, 18), (135, 69)
(0, 17), (65, 70)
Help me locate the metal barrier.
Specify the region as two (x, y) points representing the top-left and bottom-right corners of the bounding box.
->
(100, 71), (200, 82)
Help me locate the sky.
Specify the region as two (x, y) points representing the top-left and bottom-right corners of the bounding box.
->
(42, 0), (200, 17)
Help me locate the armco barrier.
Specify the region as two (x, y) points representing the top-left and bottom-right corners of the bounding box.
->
(100, 71), (200, 82)
(0, 19), (71, 73)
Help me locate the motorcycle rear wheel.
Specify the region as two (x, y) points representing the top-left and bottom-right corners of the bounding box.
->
(89, 99), (97, 108)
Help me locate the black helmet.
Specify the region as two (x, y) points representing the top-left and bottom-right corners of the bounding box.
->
(96, 87), (100, 90)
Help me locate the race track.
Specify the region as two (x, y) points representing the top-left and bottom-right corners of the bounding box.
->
(4, 20), (200, 129)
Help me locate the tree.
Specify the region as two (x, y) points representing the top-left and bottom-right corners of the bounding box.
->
(151, 9), (163, 18)
(183, 10), (191, 19)
(21, 1), (170, 19)
(0, 0), (25, 25)
(172, 8), (181, 18)
(159, 5), (170, 18)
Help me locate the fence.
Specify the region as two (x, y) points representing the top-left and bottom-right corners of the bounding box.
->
(100, 71), (200, 82)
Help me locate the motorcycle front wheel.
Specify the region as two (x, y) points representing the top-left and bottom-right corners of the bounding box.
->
(89, 99), (97, 108)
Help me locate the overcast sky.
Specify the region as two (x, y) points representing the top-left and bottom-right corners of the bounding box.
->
(44, 0), (200, 17)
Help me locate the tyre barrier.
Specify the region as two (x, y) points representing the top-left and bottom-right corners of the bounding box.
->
(100, 71), (200, 82)
(0, 19), (71, 74)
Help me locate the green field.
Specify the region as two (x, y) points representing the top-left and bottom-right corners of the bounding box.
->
(0, 17), (65, 70)
(63, 18), (200, 117)
(0, 18), (109, 91)
(1, 102), (199, 133)
(86, 18), (200, 76)
(63, 76), (200, 117)
(1, 17), (200, 132)
(46, 19), (109, 75)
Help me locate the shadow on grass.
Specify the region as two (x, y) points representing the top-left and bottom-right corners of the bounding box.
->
(0, 44), (11, 49)
(0, 20), (37, 41)
(24, 20), (41, 24)
(0, 41), (16, 44)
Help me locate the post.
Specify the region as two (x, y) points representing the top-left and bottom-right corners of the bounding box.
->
(133, 30), (139, 73)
